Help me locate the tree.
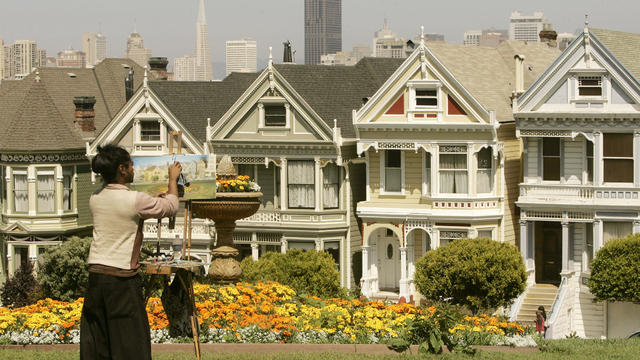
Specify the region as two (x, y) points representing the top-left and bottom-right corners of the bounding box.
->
(1, 261), (41, 307)
(588, 233), (640, 303)
(414, 237), (526, 314)
(38, 236), (91, 301)
(241, 249), (344, 298)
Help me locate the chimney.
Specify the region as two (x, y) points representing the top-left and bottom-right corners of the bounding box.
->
(514, 55), (525, 95)
(148, 57), (168, 80)
(283, 41), (293, 63)
(125, 69), (134, 101)
(74, 96), (96, 134)
(539, 23), (558, 47)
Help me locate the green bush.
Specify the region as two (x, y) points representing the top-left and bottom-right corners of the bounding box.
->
(414, 237), (526, 314)
(1, 261), (41, 307)
(240, 249), (344, 298)
(38, 236), (91, 302)
(588, 233), (640, 303)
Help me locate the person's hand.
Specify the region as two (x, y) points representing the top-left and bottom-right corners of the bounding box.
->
(168, 161), (182, 183)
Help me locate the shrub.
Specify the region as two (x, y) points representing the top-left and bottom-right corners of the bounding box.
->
(414, 237), (526, 314)
(1, 261), (42, 307)
(38, 236), (91, 302)
(240, 249), (344, 298)
(588, 233), (640, 303)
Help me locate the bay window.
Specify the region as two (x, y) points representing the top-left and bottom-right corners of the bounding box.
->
(439, 146), (467, 194)
(586, 140), (594, 183)
(13, 169), (28, 213)
(476, 147), (492, 193)
(62, 166), (74, 211)
(288, 160), (314, 208)
(603, 222), (632, 244)
(383, 150), (402, 193)
(323, 163), (340, 209)
(603, 133), (633, 183)
(543, 138), (561, 181)
(37, 169), (55, 213)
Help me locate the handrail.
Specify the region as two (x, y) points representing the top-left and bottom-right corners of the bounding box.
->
(509, 288), (527, 321)
(545, 277), (568, 339)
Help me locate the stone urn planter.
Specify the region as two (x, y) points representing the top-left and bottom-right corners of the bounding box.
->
(190, 155), (262, 283)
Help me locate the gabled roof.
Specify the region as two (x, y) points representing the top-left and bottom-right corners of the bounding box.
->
(591, 28), (640, 81)
(425, 41), (560, 121)
(0, 59), (146, 152)
(148, 72), (259, 143)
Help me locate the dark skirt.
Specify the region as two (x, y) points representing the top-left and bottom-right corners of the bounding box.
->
(80, 273), (151, 360)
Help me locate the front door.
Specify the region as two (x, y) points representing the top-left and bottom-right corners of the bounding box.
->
(535, 222), (562, 284)
(377, 232), (400, 290)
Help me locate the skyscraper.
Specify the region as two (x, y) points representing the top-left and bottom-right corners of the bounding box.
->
(225, 39), (257, 76)
(1, 40), (46, 79)
(509, 11), (546, 42)
(173, 54), (197, 81)
(304, 0), (342, 65)
(372, 21), (406, 58)
(195, 0), (213, 80)
(82, 32), (107, 67)
(124, 31), (152, 68)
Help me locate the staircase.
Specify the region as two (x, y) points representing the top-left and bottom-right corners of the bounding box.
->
(516, 283), (558, 324)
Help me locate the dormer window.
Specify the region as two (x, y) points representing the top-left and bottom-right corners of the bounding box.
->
(140, 121), (161, 141)
(578, 76), (602, 97)
(264, 105), (286, 126)
(416, 89), (438, 107)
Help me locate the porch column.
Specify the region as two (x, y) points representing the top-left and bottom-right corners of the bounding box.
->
(361, 245), (370, 296)
(519, 220), (528, 264)
(6, 243), (14, 277)
(251, 232), (258, 260)
(280, 237), (287, 254)
(633, 220), (640, 235)
(399, 247), (409, 299)
(593, 132), (602, 186)
(593, 219), (602, 255)
(314, 158), (321, 211)
(561, 221), (570, 274)
(315, 239), (322, 251)
(279, 158), (287, 211)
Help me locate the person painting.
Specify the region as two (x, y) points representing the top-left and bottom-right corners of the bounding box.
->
(80, 144), (181, 359)
(536, 305), (547, 336)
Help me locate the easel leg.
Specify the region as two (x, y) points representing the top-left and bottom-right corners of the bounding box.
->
(178, 271), (201, 360)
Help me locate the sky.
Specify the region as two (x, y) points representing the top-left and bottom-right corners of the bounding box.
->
(1, 0), (639, 79)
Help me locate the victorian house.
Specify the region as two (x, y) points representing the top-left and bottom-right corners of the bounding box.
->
(514, 26), (640, 339)
(354, 37), (559, 301)
(0, 59), (146, 279)
(88, 55), (403, 287)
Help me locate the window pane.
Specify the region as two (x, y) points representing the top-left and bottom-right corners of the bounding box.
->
(543, 138), (560, 156)
(604, 159), (633, 182)
(288, 160), (314, 208)
(424, 153), (431, 195)
(439, 154), (466, 169)
(385, 150), (401, 168)
(323, 163), (339, 208)
(543, 157), (561, 181)
(264, 105), (286, 126)
(140, 121), (161, 141)
(385, 168), (401, 192)
(603, 222), (632, 244)
(477, 169), (492, 193)
(416, 98), (437, 106)
(578, 87), (602, 96)
(416, 90), (437, 97)
(37, 174), (55, 213)
(14, 173), (28, 212)
(477, 148), (492, 169)
(477, 230), (493, 240)
(603, 133), (633, 157)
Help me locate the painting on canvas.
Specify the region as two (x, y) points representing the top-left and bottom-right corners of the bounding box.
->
(130, 154), (216, 200)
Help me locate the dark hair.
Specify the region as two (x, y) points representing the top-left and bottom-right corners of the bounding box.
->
(538, 306), (547, 318)
(91, 144), (131, 183)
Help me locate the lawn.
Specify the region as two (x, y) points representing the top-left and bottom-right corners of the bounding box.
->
(2, 339), (640, 359)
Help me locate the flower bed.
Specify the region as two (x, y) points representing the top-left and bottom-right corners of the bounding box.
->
(0, 281), (528, 345)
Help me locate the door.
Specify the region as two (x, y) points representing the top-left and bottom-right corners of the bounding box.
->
(535, 222), (562, 284)
(377, 232), (400, 290)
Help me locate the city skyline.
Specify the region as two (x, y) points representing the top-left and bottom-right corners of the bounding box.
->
(1, 0), (639, 75)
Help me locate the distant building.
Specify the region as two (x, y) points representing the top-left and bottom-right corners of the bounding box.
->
(423, 33), (445, 42)
(0, 37), (4, 80)
(173, 55), (197, 81)
(480, 29), (508, 47)
(1, 39), (47, 79)
(464, 30), (481, 46)
(124, 31), (152, 68)
(373, 21), (406, 58)
(225, 39), (257, 76)
(195, 0), (213, 80)
(509, 11), (546, 42)
(557, 32), (577, 50)
(321, 44), (371, 66)
(56, 47), (86, 68)
(82, 32), (107, 67)
(305, 0), (342, 64)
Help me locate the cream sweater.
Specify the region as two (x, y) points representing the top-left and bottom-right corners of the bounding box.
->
(88, 184), (178, 270)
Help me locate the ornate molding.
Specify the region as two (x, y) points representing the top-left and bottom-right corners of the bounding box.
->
(519, 129), (572, 137)
(518, 117), (640, 130)
(1, 153), (87, 164)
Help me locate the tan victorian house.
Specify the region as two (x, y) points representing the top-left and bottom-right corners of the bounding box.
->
(354, 38), (559, 301)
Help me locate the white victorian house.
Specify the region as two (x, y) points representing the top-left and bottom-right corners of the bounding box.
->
(514, 26), (640, 338)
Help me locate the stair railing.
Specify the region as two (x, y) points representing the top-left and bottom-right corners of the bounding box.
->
(545, 277), (568, 339)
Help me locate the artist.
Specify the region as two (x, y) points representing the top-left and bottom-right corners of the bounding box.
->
(80, 144), (181, 359)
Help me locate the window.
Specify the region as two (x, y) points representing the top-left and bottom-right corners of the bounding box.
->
(578, 76), (602, 97)
(323, 241), (340, 268)
(415, 89), (438, 107)
(603, 222), (632, 244)
(140, 121), (161, 141)
(1, 166), (5, 212)
(603, 133), (633, 183)
(586, 141), (594, 183)
(384, 150), (402, 192)
(264, 104), (286, 126)
(37, 169), (55, 213)
(288, 160), (315, 208)
(62, 167), (73, 211)
(477, 229), (493, 240)
(323, 163), (340, 209)
(439, 146), (468, 194)
(13, 169), (28, 213)
(423, 152), (431, 196)
(543, 138), (561, 181)
(477, 147), (492, 193)
(439, 230), (467, 247)
(288, 240), (315, 251)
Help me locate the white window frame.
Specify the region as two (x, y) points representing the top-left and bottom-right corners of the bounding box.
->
(380, 150), (404, 195)
(577, 76), (603, 98)
(438, 229), (468, 247)
(258, 98), (291, 129)
(139, 120), (162, 142)
(475, 227), (495, 240)
(287, 159), (315, 209)
(437, 145), (469, 196)
(476, 147), (494, 195)
(407, 80), (442, 121)
(322, 162), (340, 210)
(12, 168), (29, 214)
(422, 150), (433, 197)
(602, 132), (634, 184)
(36, 168), (56, 214)
(62, 166), (75, 212)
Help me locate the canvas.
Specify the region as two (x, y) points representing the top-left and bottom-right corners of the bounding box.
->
(131, 155), (216, 200)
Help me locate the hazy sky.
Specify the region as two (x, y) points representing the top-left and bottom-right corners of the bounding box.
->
(1, 0), (638, 78)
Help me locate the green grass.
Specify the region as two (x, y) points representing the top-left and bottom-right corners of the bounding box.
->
(2, 339), (640, 359)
